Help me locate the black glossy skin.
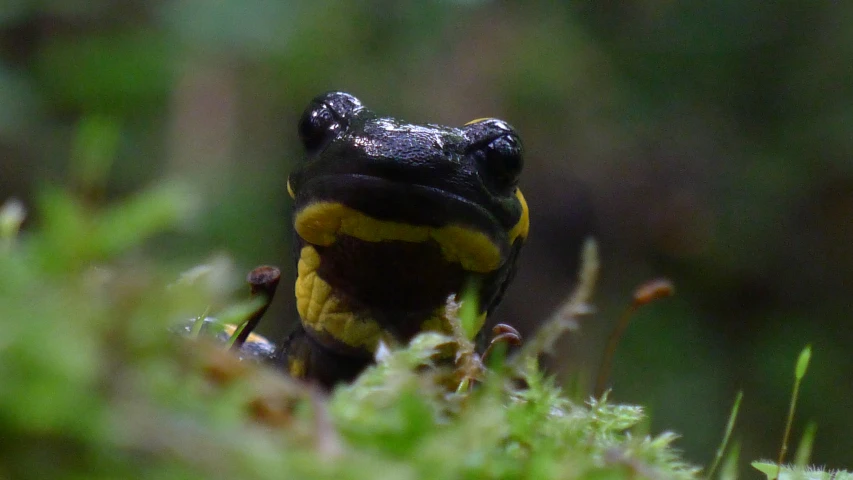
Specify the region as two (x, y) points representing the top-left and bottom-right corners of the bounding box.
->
(278, 92), (527, 387)
(288, 95), (525, 246)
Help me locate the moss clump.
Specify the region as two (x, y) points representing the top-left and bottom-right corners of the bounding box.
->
(0, 189), (697, 480)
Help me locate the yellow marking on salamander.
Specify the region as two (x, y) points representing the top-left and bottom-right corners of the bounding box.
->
(222, 324), (274, 346)
(288, 358), (306, 378)
(294, 245), (490, 352)
(508, 189), (529, 242)
(294, 202), (504, 273)
(295, 246), (384, 351)
(464, 118), (492, 126)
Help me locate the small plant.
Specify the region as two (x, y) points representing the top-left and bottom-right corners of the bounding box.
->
(749, 346), (850, 480)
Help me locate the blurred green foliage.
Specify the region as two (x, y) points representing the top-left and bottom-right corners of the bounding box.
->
(1, 0), (851, 472)
(0, 185), (697, 479)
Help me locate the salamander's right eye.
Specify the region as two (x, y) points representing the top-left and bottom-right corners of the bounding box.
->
(297, 91), (363, 154)
(298, 103), (339, 153)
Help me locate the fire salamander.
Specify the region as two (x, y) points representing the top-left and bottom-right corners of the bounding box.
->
(276, 92), (529, 387)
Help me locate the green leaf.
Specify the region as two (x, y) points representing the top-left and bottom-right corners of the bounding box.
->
(719, 441), (739, 480)
(458, 277), (481, 339)
(794, 422), (817, 468)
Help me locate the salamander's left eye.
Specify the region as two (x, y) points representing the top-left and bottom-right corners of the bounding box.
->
(463, 118), (524, 195)
(480, 134), (523, 194)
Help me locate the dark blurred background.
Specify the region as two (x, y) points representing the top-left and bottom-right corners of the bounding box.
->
(1, 0), (850, 470)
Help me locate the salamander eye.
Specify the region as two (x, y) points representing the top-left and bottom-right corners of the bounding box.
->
(298, 103), (340, 153)
(479, 134), (523, 195)
(297, 92), (363, 153)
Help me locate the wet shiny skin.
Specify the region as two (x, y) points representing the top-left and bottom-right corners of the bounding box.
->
(277, 92), (529, 387)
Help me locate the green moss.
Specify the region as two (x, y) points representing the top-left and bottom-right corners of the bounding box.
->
(0, 188), (699, 479)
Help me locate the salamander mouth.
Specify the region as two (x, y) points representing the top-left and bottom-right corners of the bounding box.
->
(292, 174), (508, 273)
